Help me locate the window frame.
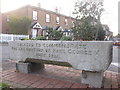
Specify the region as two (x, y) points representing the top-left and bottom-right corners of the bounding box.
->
(56, 16), (60, 24)
(72, 21), (75, 27)
(65, 19), (68, 26)
(33, 11), (38, 20)
(46, 14), (50, 23)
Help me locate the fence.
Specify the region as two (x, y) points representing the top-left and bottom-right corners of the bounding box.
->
(0, 34), (29, 42)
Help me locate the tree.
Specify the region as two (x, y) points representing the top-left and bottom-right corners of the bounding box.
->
(73, 0), (104, 20)
(47, 28), (63, 40)
(73, 0), (105, 40)
(72, 18), (96, 40)
(8, 16), (32, 35)
(97, 24), (106, 40)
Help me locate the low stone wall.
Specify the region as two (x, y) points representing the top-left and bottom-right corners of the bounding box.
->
(9, 40), (113, 88)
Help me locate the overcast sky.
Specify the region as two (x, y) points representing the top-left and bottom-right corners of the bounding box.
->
(1, 0), (120, 36)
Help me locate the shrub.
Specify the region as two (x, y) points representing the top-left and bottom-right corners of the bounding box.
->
(21, 37), (29, 40)
(60, 36), (72, 41)
(46, 28), (63, 40)
(31, 37), (36, 40)
(35, 36), (46, 40)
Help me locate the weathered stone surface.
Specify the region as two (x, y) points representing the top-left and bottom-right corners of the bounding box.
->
(16, 63), (30, 74)
(9, 41), (113, 72)
(16, 62), (44, 73)
(81, 70), (103, 88)
(29, 62), (45, 72)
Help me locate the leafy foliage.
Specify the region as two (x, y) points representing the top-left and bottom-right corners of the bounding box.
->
(60, 36), (72, 41)
(72, 20), (96, 40)
(30, 36), (46, 40)
(8, 16), (32, 35)
(35, 36), (46, 40)
(72, 0), (105, 41)
(21, 37), (29, 40)
(97, 24), (106, 40)
(47, 28), (63, 40)
(73, 0), (104, 20)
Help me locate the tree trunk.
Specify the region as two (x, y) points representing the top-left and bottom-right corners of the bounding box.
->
(95, 15), (100, 40)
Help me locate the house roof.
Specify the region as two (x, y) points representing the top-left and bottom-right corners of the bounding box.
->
(30, 22), (37, 28)
(55, 26), (61, 30)
(42, 26), (50, 30)
(2, 4), (75, 20)
(27, 5), (75, 19)
(63, 28), (72, 32)
(30, 22), (42, 29)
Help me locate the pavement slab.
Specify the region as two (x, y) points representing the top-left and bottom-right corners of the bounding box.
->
(1, 60), (120, 89)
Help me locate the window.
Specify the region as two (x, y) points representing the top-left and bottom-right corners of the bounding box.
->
(33, 11), (38, 20)
(7, 16), (9, 22)
(46, 14), (50, 22)
(72, 21), (75, 27)
(65, 19), (68, 26)
(56, 17), (59, 24)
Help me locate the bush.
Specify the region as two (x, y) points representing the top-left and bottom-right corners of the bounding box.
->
(21, 37), (29, 40)
(31, 36), (46, 40)
(60, 36), (72, 41)
(46, 28), (63, 40)
(35, 36), (46, 40)
(31, 37), (36, 40)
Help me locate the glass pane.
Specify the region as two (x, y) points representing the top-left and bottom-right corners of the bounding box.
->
(56, 17), (59, 24)
(33, 11), (37, 20)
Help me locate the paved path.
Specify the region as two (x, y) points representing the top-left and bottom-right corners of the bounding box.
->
(1, 60), (119, 88)
(0, 43), (10, 60)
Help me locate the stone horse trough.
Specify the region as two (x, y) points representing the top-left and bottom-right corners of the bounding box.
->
(9, 41), (113, 88)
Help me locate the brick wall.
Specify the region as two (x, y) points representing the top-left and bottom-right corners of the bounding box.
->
(27, 5), (75, 29)
(2, 5), (76, 34)
(2, 14), (9, 33)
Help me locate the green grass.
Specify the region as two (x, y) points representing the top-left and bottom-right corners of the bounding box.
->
(0, 82), (9, 90)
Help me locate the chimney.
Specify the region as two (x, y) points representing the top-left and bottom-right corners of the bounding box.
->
(38, 3), (41, 8)
(55, 7), (58, 13)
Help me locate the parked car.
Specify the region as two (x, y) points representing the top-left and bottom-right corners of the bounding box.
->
(113, 41), (120, 46)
